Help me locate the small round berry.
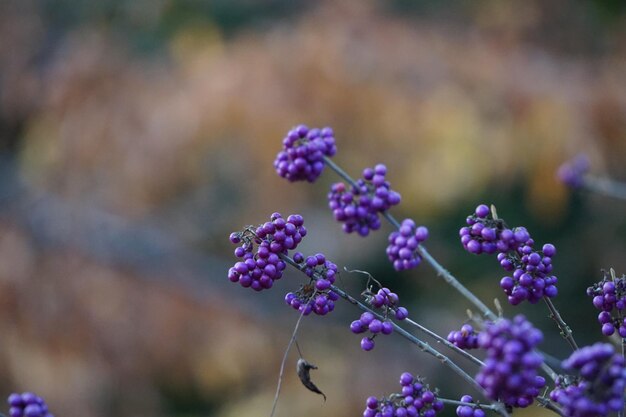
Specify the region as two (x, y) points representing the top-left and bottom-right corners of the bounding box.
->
(360, 312), (375, 325)
(395, 307), (409, 320)
(366, 396), (378, 409)
(361, 337), (375, 351)
(475, 204), (490, 218)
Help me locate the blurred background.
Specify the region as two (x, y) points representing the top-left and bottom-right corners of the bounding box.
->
(1, 0), (626, 415)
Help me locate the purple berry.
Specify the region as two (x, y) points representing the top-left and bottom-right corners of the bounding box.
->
(395, 307), (409, 320)
(556, 154), (589, 188)
(381, 321), (394, 335)
(361, 337), (375, 351)
(475, 204), (490, 218)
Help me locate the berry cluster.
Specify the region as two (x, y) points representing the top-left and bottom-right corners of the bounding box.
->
(460, 204), (530, 255)
(363, 372), (444, 417)
(328, 164), (401, 236)
(351, 287), (408, 351)
(284, 253), (339, 316)
(228, 213), (305, 291)
(556, 154), (589, 189)
(364, 287), (408, 314)
(476, 315), (545, 408)
(455, 395), (485, 417)
(285, 287), (339, 316)
(350, 311), (394, 351)
(586, 271), (626, 336)
(8, 392), (53, 417)
(550, 343), (626, 417)
(498, 242), (558, 305)
(460, 204), (558, 305)
(387, 219), (429, 271)
(274, 125), (337, 182)
(446, 324), (480, 350)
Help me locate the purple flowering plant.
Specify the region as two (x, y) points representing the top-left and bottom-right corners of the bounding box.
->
(227, 125), (626, 417)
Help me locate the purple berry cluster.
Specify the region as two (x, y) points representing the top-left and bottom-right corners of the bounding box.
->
(460, 204), (530, 255)
(328, 164), (401, 236)
(497, 241), (558, 305)
(363, 372), (444, 417)
(455, 395), (485, 417)
(274, 125), (337, 182)
(7, 392), (53, 417)
(284, 252), (339, 316)
(387, 219), (429, 271)
(556, 154), (589, 189)
(587, 271), (626, 336)
(549, 343), (626, 417)
(446, 324), (479, 350)
(351, 287), (408, 351)
(476, 315), (545, 408)
(460, 204), (558, 305)
(350, 311), (394, 351)
(228, 213), (306, 291)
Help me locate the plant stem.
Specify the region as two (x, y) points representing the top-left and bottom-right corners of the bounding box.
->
(403, 317), (485, 367)
(583, 175), (626, 201)
(438, 398), (500, 410)
(270, 303), (308, 417)
(323, 156), (360, 189)
(543, 297), (578, 351)
(536, 395), (566, 417)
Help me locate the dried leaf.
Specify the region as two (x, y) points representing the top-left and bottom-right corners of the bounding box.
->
(296, 358), (326, 401)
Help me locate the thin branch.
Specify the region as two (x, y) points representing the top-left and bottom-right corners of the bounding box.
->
(269, 304), (308, 417)
(323, 156), (360, 189)
(403, 317), (485, 368)
(543, 297), (578, 351)
(582, 175), (626, 201)
(438, 398), (502, 411)
(536, 395), (566, 416)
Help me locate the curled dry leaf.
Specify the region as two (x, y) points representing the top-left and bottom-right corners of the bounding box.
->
(296, 358), (326, 401)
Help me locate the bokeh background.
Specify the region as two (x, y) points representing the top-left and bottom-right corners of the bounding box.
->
(1, 0), (626, 416)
